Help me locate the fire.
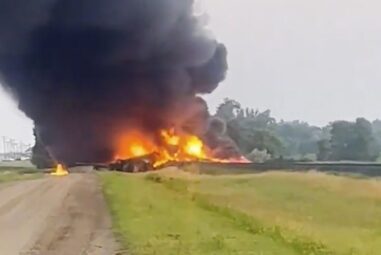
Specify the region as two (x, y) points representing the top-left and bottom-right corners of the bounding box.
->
(184, 136), (205, 158)
(130, 144), (148, 157)
(115, 130), (156, 159)
(51, 164), (69, 176)
(114, 128), (248, 169)
(161, 129), (180, 146)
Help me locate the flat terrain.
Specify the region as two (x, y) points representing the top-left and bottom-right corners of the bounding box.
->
(101, 168), (381, 255)
(0, 167), (42, 183)
(0, 172), (118, 255)
(0, 160), (34, 168)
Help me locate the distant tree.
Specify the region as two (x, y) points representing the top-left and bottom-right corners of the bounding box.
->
(215, 98), (242, 121)
(317, 139), (331, 161)
(215, 99), (381, 162)
(354, 118), (380, 161)
(250, 129), (283, 156)
(275, 121), (322, 158)
(329, 121), (353, 160)
(372, 120), (381, 146)
(328, 118), (380, 161)
(246, 149), (271, 163)
(217, 99), (283, 158)
(244, 109), (276, 129)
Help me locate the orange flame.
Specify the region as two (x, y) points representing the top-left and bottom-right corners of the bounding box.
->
(51, 164), (69, 176)
(114, 128), (248, 168)
(161, 129), (180, 146)
(114, 130), (156, 160)
(184, 136), (205, 158)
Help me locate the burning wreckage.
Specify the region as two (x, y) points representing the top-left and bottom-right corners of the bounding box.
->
(0, 0), (249, 172)
(105, 127), (249, 172)
(84, 124), (249, 173)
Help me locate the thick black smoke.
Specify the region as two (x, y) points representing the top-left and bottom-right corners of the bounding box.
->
(0, 0), (227, 164)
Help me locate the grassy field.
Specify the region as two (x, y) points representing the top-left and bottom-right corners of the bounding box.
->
(0, 160), (34, 168)
(0, 165), (42, 183)
(101, 168), (381, 255)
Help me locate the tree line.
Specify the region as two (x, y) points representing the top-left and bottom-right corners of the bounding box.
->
(215, 98), (381, 162)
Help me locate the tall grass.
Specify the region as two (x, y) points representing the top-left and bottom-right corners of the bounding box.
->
(101, 169), (381, 255)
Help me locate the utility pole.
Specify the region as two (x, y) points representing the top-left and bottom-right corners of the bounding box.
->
(9, 139), (13, 160)
(3, 136), (7, 160)
(1, 136), (5, 161)
(10, 139), (16, 160)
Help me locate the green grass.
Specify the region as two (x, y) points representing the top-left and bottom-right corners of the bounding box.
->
(0, 160), (34, 168)
(0, 166), (42, 183)
(101, 169), (381, 255)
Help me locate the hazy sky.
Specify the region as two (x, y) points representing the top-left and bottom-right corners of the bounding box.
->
(0, 86), (33, 145)
(1, 0), (381, 145)
(202, 0), (381, 125)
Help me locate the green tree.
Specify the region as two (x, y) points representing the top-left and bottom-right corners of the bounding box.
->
(354, 118), (380, 161)
(317, 139), (331, 161)
(216, 99), (283, 158)
(372, 120), (381, 147)
(275, 121), (322, 158)
(328, 118), (379, 161)
(250, 129), (283, 156)
(215, 98), (242, 121)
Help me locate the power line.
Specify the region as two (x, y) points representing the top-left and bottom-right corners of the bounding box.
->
(1, 136), (32, 160)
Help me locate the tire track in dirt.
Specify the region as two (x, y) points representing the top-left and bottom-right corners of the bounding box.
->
(0, 172), (119, 255)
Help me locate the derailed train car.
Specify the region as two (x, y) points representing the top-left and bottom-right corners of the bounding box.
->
(108, 153), (158, 173)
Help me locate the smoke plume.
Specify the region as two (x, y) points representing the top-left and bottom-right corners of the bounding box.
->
(0, 0), (227, 164)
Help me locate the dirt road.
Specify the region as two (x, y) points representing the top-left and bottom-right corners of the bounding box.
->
(0, 173), (119, 255)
